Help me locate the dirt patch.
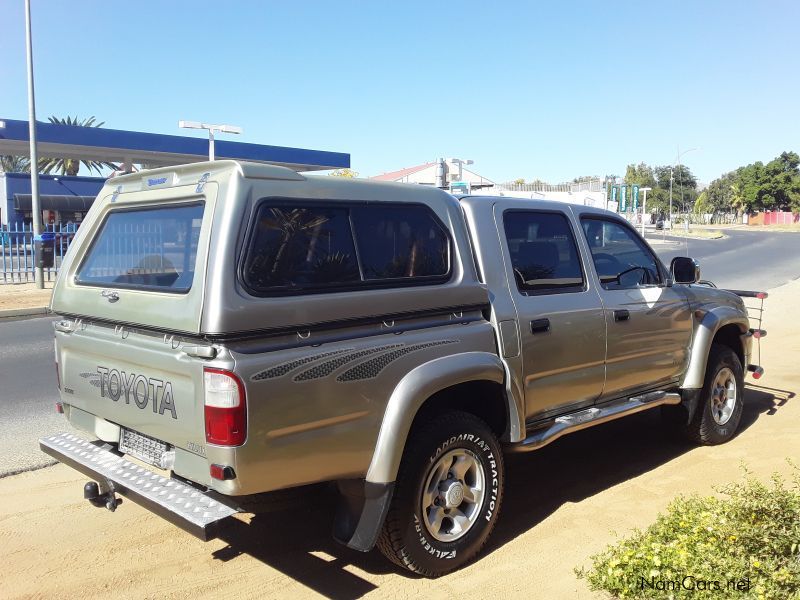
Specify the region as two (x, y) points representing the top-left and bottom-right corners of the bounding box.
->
(0, 282), (53, 311)
(0, 282), (797, 599)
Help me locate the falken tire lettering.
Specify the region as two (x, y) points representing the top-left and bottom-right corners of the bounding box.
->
(416, 431), (500, 558)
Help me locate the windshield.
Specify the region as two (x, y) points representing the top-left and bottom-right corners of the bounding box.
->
(76, 203), (204, 292)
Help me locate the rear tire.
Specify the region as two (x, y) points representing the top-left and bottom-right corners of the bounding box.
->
(376, 411), (504, 577)
(684, 344), (744, 445)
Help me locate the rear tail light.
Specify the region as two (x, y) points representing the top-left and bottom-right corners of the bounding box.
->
(55, 402), (64, 414)
(203, 368), (247, 446)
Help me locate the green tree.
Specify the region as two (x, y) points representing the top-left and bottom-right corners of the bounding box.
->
(761, 151), (800, 211)
(513, 178), (526, 185)
(0, 155), (30, 173)
(705, 171), (736, 213)
(328, 168), (359, 178)
(572, 175), (597, 184)
(38, 116), (119, 176)
(623, 162), (656, 188)
(705, 151), (800, 215)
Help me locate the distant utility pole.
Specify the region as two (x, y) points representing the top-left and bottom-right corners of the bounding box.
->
(25, 0), (44, 289)
(669, 146), (698, 229)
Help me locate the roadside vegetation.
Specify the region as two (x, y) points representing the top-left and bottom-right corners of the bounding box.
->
(617, 151), (800, 224)
(577, 465), (800, 599)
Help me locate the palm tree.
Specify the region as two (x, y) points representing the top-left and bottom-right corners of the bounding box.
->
(0, 155), (30, 173)
(38, 116), (119, 176)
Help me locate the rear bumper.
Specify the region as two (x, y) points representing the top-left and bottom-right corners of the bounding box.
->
(39, 432), (239, 541)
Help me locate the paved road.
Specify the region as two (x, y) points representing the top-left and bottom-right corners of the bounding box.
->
(0, 315), (61, 475)
(1, 229), (798, 476)
(648, 229), (800, 291)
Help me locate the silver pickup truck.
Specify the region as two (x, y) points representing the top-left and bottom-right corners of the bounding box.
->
(41, 160), (766, 576)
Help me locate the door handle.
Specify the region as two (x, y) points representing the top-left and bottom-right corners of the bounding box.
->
(530, 318), (551, 334)
(614, 309), (630, 322)
(54, 319), (74, 334)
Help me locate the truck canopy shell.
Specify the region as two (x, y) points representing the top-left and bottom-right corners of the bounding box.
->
(51, 161), (488, 336)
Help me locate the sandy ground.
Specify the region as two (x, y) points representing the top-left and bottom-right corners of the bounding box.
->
(0, 281), (53, 311)
(0, 282), (796, 599)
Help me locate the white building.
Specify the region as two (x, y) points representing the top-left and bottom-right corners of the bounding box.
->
(372, 159), (609, 210)
(370, 158), (494, 190)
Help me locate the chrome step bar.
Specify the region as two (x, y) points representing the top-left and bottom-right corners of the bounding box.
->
(512, 391), (682, 452)
(40, 432), (238, 541)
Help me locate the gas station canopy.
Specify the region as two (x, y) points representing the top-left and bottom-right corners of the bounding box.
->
(0, 118), (349, 172)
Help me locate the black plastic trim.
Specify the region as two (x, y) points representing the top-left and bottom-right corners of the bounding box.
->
(333, 479), (395, 552)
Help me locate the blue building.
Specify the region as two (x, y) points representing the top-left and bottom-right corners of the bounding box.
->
(0, 118), (349, 226)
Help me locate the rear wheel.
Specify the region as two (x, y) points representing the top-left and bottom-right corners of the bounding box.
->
(685, 344), (744, 445)
(377, 411), (504, 576)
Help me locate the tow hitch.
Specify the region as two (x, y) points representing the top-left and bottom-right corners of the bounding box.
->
(84, 480), (123, 512)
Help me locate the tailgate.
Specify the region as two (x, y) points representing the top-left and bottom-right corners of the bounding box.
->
(56, 320), (207, 455)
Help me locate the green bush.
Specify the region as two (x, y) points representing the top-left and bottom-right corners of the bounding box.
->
(577, 466), (800, 599)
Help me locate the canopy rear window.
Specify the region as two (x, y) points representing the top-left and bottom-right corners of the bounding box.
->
(242, 202), (451, 295)
(76, 203), (204, 292)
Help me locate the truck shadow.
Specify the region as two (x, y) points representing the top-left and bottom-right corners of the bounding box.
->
(211, 384), (793, 598)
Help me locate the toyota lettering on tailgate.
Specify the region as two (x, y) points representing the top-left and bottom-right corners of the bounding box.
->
(95, 366), (178, 419)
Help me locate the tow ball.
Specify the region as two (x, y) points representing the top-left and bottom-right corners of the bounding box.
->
(83, 480), (123, 512)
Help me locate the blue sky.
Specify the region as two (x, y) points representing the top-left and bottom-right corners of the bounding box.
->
(1, 0), (798, 184)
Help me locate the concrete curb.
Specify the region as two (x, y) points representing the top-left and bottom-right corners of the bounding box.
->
(0, 307), (51, 319)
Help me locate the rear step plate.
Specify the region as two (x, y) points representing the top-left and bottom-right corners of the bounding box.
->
(40, 432), (238, 541)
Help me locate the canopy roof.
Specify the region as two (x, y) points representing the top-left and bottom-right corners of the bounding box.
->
(0, 118), (349, 171)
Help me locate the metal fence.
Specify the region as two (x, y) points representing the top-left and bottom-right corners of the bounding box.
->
(1, 222), (78, 284)
(498, 178), (606, 193)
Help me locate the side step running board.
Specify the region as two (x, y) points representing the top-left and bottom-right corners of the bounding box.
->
(40, 432), (238, 541)
(511, 391), (682, 453)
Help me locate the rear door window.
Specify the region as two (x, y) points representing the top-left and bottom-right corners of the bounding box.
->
(242, 201), (450, 295)
(76, 203), (204, 292)
(503, 210), (585, 294)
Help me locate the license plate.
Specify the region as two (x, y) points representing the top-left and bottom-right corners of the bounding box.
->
(118, 428), (169, 468)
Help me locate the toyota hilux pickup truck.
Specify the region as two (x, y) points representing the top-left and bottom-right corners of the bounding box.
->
(41, 160), (766, 576)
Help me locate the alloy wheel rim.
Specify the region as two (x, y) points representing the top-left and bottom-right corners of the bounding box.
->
(421, 448), (486, 543)
(711, 367), (737, 425)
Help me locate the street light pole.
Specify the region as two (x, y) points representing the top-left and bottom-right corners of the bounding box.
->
(178, 121), (243, 161)
(24, 0), (44, 289)
(668, 146), (698, 229)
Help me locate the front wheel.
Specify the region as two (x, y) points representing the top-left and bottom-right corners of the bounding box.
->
(685, 344), (744, 445)
(376, 411), (504, 576)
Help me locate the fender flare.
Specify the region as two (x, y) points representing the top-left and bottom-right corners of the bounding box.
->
(365, 351), (507, 485)
(681, 306), (748, 391)
(333, 352), (508, 552)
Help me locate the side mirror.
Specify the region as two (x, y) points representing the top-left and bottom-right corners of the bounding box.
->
(670, 257), (700, 284)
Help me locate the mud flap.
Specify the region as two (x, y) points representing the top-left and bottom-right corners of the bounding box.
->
(681, 389), (702, 424)
(333, 479), (394, 552)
